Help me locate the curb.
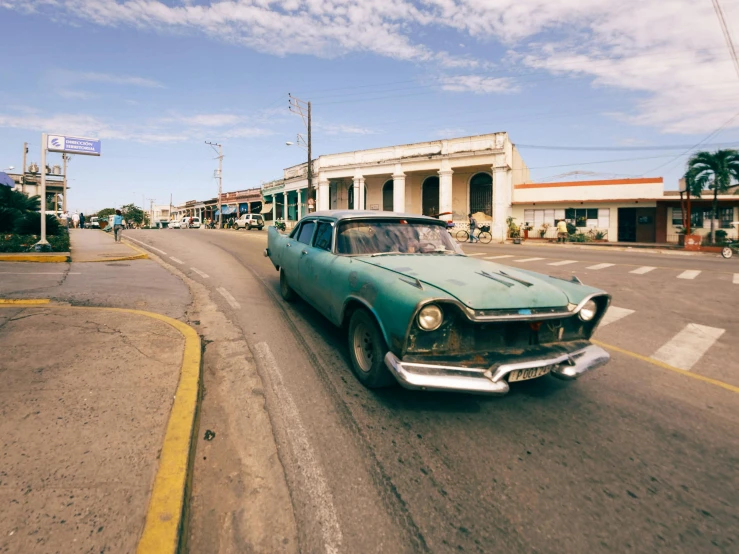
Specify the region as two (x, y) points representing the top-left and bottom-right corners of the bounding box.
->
(0, 253), (71, 263)
(0, 300), (202, 554)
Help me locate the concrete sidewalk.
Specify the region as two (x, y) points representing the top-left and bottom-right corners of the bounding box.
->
(0, 303), (188, 553)
(69, 229), (147, 262)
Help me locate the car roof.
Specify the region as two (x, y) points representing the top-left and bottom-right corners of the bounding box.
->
(307, 210), (441, 223)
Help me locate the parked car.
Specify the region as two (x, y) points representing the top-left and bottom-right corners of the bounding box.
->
(179, 217), (201, 228)
(170, 219), (181, 228)
(235, 213), (265, 230)
(265, 211), (611, 395)
(85, 216), (99, 229)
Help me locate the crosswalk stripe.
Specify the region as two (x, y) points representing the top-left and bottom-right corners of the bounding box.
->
(548, 260), (578, 266)
(733, 273), (739, 285)
(514, 257), (545, 262)
(630, 266), (656, 274)
(587, 263), (614, 270)
(484, 255), (514, 259)
(677, 269), (701, 280)
(466, 253), (484, 256)
(651, 323), (725, 371)
(599, 306), (635, 327)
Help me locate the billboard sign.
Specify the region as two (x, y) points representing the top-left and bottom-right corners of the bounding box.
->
(47, 135), (101, 156)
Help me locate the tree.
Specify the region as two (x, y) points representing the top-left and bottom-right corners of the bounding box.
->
(0, 187), (40, 212)
(686, 150), (739, 244)
(120, 204), (147, 227)
(95, 208), (116, 219)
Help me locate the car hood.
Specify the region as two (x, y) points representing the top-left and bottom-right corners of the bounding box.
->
(356, 254), (573, 310)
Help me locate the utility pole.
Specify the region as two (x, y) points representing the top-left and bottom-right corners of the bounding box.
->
(149, 198), (155, 228)
(62, 153), (70, 214)
(289, 94), (314, 211)
(22, 142), (28, 194)
(205, 141), (223, 228)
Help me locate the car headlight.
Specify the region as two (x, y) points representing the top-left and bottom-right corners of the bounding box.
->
(417, 305), (443, 331)
(578, 299), (598, 322)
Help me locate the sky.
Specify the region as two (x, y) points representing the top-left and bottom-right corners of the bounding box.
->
(1, 0), (739, 214)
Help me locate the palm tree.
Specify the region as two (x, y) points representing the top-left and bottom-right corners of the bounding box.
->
(686, 150), (739, 244)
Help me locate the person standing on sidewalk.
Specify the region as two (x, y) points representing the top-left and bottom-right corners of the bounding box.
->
(113, 210), (124, 242)
(557, 219), (568, 243)
(79, 213), (85, 229)
(468, 213), (479, 243)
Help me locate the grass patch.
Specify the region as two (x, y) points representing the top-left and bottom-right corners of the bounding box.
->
(0, 230), (70, 253)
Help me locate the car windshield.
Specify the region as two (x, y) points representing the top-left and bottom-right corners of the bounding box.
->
(336, 219), (461, 256)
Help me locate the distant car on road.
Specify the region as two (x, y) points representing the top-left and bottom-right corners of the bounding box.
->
(188, 217), (201, 229)
(170, 219), (181, 228)
(235, 213), (264, 230)
(265, 211), (611, 395)
(85, 216), (99, 229)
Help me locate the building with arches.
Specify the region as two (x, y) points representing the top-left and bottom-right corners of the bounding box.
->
(278, 132), (530, 241)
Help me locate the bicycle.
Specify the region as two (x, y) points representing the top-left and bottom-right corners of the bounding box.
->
(721, 239), (738, 259)
(455, 225), (492, 244)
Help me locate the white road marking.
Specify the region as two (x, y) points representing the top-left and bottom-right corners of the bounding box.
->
(169, 256), (184, 265)
(586, 263), (614, 270)
(190, 267), (209, 279)
(677, 269), (701, 280)
(548, 260), (578, 266)
(484, 255), (514, 259)
(0, 272), (81, 275)
(630, 266), (656, 274)
(734, 273), (739, 285)
(598, 306), (635, 327)
(217, 287), (241, 309)
(465, 252), (485, 256)
(124, 235), (167, 255)
(253, 342), (342, 554)
(651, 323), (725, 371)
(514, 257), (545, 263)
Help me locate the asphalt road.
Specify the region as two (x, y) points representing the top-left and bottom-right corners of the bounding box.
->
(127, 229), (739, 554)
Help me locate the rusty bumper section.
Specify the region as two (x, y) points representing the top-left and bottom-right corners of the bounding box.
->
(384, 344), (610, 395)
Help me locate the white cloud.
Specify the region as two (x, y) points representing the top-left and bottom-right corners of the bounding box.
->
(434, 127), (467, 138)
(317, 123), (378, 135)
(50, 69), (165, 89)
(0, 107), (271, 143)
(440, 75), (518, 94)
(58, 89), (98, 100)
(4, 0), (739, 133)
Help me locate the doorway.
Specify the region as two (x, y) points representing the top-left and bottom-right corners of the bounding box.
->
(382, 180), (393, 211)
(618, 207), (656, 242)
(422, 176), (439, 216)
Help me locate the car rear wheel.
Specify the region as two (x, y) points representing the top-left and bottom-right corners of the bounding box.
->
(722, 246), (733, 259)
(279, 269), (296, 302)
(347, 309), (395, 389)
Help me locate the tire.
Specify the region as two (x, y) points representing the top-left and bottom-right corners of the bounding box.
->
(455, 230), (469, 243)
(347, 309), (396, 389)
(722, 247), (733, 259)
(247, 224), (252, 230)
(478, 231), (492, 244)
(279, 269), (297, 302)
(258, 226), (263, 231)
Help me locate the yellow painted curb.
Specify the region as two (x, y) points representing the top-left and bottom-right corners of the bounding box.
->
(0, 298), (50, 304)
(593, 339), (739, 395)
(77, 252), (148, 263)
(0, 301), (202, 554)
(0, 254), (70, 263)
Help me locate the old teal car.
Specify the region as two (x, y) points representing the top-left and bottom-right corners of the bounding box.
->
(265, 211), (611, 395)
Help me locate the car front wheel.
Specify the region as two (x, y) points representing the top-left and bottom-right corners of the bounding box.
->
(347, 309), (396, 388)
(279, 269), (296, 302)
(722, 246), (733, 259)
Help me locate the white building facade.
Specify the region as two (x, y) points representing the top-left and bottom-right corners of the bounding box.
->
(280, 132), (531, 241)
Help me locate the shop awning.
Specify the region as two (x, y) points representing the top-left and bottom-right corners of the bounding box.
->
(261, 203), (273, 213)
(214, 206), (237, 216)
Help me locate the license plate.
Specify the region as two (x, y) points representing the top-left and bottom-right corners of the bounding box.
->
(508, 365), (552, 382)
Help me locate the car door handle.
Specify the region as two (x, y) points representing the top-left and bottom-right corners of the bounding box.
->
(301, 250), (308, 255)
(286, 243), (291, 247)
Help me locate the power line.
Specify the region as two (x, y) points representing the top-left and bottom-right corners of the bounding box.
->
(516, 141), (739, 152)
(712, 0), (739, 80)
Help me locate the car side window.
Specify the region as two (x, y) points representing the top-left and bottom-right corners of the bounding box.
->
(296, 221), (316, 244)
(313, 222), (334, 252)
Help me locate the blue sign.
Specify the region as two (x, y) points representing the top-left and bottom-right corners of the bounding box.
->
(47, 135), (101, 156)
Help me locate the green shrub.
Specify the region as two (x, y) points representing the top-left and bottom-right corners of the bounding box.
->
(715, 230), (728, 243)
(568, 232), (592, 242)
(13, 213), (62, 236)
(566, 222), (577, 235)
(0, 207), (22, 233)
(0, 231), (69, 253)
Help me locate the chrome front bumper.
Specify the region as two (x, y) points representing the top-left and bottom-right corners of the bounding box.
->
(384, 344), (610, 395)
